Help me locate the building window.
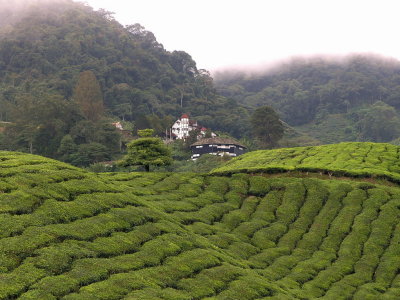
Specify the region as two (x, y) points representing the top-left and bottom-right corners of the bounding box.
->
(196, 145), (203, 148)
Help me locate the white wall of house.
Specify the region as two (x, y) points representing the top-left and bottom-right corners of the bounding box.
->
(171, 115), (194, 139)
(172, 116), (190, 139)
(171, 114), (216, 140)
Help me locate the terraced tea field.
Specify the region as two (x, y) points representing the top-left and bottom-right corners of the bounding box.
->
(212, 142), (400, 182)
(1, 144), (400, 299)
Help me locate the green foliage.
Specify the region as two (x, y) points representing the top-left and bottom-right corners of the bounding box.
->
(3, 93), (81, 155)
(390, 137), (400, 145)
(355, 101), (400, 142)
(215, 55), (400, 143)
(120, 136), (172, 171)
(137, 129), (154, 137)
(168, 140), (191, 161)
(73, 70), (104, 122)
(57, 134), (77, 162)
(164, 154), (231, 173)
(296, 113), (357, 144)
(248, 176), (271, 196)
(1, 143), (400, 299)
(251, 106), (284, 148)
(212, 142), (400, 183)
(0, 0), (251, 152)
(69, 143), (110, 167)
(0, 92), (119, 166)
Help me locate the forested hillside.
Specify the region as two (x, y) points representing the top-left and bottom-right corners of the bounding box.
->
(3, 1), (400, 160)
(215, 55), (400, 143)
(0, 0), (249, 162)
(2, 143), (400, 299)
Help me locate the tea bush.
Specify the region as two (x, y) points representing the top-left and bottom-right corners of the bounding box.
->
(212, 142), (400, 183)
(1, 148), (400, 299)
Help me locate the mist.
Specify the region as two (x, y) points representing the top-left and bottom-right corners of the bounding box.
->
(0, 0), (75, 28)
(212, 52), (400, 83)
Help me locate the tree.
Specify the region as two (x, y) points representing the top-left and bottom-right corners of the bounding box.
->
(5, 93), (80, 155)
(356, 101), (400, 142)
(184, 128), (200, 149)
(70, 143), (110, 167)
(120, 129), (172, 171)
(205, 128), (212, 138)
(251, 106), (284, 148)
(57, 134), (77, 162)
(194, 69), (215, 100)
(73, 71), (104, 122)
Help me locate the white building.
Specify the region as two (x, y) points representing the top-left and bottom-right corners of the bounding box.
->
(169, 114), (216, 140)
(171, 114), (192, 139)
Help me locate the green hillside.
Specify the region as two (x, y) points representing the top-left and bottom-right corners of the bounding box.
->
(0, 0), (250, 162)
(1, 145), (400, 299)
(212, 142), (400, 182)
(214, 55), (400, 144)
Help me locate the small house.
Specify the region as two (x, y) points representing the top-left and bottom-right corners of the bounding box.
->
(190, 137), (246, 160)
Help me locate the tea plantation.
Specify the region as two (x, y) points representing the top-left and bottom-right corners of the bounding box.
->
(212, 142), (400, 182)
(1, 143), (400, 299)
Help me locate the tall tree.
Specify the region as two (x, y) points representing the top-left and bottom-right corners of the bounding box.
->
(356, 101), (400, 142)
(73, 71), (104, 122)
(119, 129), (172, 171)
(251, 106), (284, 148)
(5, 94), (80, 155)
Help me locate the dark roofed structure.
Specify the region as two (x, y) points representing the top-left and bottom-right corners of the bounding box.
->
(190, 137), (246, 160)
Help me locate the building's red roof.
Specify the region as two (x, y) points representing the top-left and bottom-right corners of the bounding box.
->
(201, 127), (207, 131)
(181, 114), (189, 119)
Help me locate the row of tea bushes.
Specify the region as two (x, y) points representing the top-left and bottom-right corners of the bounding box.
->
(211, 142), (400, 183)
(2, 150), (400, 298)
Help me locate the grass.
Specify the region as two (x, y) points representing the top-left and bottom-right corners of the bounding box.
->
(1, 144), (400, 299)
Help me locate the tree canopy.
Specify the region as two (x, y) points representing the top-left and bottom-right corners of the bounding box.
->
(0, 0), (250, 139)
(73, 70), (104, 122)
(120, 129), (172, 171)
(0, 0), (253, 166)
(215, 55), (400, 143)
(251, 106), (284, 148)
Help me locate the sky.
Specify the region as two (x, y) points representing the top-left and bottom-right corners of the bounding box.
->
(83, 0), (400, 72)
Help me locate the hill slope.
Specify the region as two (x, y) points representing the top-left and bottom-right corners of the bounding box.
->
(1, 146), (400, 299)
(212, 142), (400, 182)
(0, 0), (250, 159)
(215, 55), (400, 143)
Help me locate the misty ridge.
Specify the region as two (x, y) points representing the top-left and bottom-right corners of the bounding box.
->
(0, 0), (87, 30)
(213, 52), (400, 145)
(1, 0), (400, 150)
(213, 53), (400, 84)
